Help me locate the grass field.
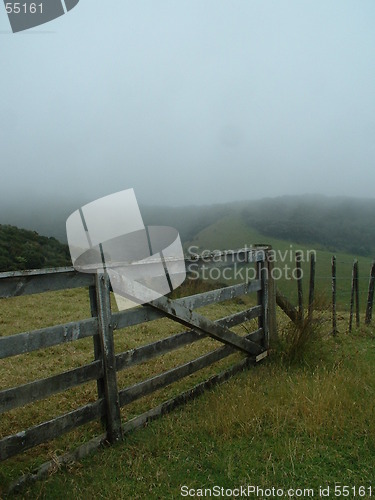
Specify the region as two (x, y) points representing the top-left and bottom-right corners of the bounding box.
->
(1, 222), (375, 497)
(3, 308), (375, 498)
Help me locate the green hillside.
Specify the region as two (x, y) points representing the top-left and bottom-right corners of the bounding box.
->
(185, 215), (374, 313)
(145, 195), (375, 259)
(0, 225), (71, 272)
(241, 195), (375, 257)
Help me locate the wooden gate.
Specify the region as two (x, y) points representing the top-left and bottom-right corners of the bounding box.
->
(0, 246), (276, 489)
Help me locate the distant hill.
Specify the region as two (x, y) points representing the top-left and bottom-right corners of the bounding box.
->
(0, 194), (374, 260)
(0, 197), (233, 244)
(241, 195), (375, 257)
(182, 212), (374, 311)
(179, 195), (375, 258)
(0, 225), (71, 272)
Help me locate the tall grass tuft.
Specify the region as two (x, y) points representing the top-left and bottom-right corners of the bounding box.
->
(277, 293), (331, 366)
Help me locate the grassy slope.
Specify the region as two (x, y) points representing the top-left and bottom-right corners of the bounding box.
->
(12, 323), (375, 499)
(186, 214), (374, 311)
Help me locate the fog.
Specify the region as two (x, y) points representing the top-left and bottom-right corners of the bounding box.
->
(1, 0), (375, 211)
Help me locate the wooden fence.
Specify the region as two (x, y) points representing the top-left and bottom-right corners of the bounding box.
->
(0, 247), (276, 488)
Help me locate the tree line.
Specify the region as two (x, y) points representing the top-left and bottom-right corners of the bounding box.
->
(0, 225), (71, 272)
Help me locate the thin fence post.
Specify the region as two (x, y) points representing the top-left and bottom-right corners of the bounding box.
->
(255, 252), (269, 350)
(308, 253), (315, 321)
(255, 259), (263, 334)
(349, 259), (357, 333)
(260, 256), (269, 350)
(332, 256), (337, 336)
(365, 261), (375, 325)
(95, 272), (123, 443)
(266, 248), (278, 345)
(296, 251), (304, 321)
(355, 260), (360, 328)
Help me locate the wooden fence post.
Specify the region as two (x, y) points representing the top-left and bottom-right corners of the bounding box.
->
(349, 259), (359, 333)
(254, 253), (269, 349)
(355, 260), (360, 328)
(296, 251), (304, 321)
(266, 249), (277, 345)
(365, 262), (375, 325)
(255, 259), (263, 333)
(260, 256), (269, 349)
(308, 253), (315, 321)
(95, 272), (123, 443)
(89, 285), (105, 427)
(332, 256), (337, 336)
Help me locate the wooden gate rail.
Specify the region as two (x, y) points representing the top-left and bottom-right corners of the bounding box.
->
(0, 306), (262, 415)
(115, 305), (262, 371)
(0, 247), (275, 468)
(0, 281), (261, 359)
(149, 296), (263, 355)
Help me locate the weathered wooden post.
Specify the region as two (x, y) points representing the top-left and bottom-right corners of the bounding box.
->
(260, 254), (269, 350)
(332, 256), (337, 336)
(266, 247), (278, 346)
(296, 251), (304, 321)
(308, 253), (316, 321)
(89, 285), (105, 426)
(94, 272), (123, 443)
(349, 259), (359, 333)
(254, 248), (269, 350)
(255, 256), (263, 339)
(355, 260), (360, 328)
(365, 261), (375, 325)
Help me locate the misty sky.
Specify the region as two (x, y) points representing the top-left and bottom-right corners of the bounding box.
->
(1, 0), (375, 208)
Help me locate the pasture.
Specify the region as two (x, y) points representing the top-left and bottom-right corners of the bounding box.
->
(3, 304), (375, 498)
(1, 234), (375, 496)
